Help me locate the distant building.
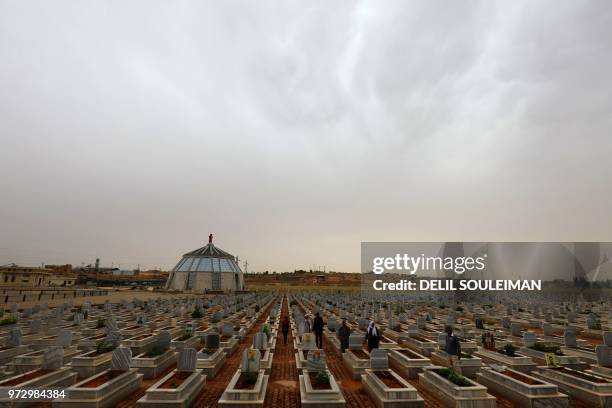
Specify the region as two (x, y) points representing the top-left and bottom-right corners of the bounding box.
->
(46, 274), (76, 286)
(44, 264), (73, 275)
(0, 264), (76, 287)
(112, 270), (135, 276)
(165, 235), (244, 292)
(0, 264), (49, 286)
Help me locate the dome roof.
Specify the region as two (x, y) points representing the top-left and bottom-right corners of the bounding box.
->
(173, 237), (242, 273)
(183, 243), (234, 259)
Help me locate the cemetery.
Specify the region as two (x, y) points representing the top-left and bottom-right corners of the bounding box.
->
(0, 288), (609, 407)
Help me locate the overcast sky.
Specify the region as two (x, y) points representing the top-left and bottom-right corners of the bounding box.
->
(1, 1), (611, 273)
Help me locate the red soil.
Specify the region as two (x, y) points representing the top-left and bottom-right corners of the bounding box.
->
(308, 371), (332, 390)
(374, 371), (404, 388)
(0, 369), (54, 386)
(159, 371), (191, 389)
(234, 372), (258, 390)
(351, 350), (369, 359)
(398, 349), (423, 359)
(502, 370), (543, 385)
(79, 370), (124, 388)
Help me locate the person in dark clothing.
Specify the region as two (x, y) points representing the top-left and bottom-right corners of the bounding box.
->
(313, 312), (325, 349)
(338, 318), (351, 353)
(366, 321), (380, 352)
(445, 325), (462, 373)
(281, 316), (290, 345)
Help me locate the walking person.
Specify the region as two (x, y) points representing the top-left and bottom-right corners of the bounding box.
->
(281, 316), (290, 345)
(366, 320), (380, 352)
(313, 312), (325, 349)
(338, 318), (351, 353)
(445, 325), (462, 374)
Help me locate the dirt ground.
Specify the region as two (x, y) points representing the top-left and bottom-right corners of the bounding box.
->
(3, 290), (192, 311)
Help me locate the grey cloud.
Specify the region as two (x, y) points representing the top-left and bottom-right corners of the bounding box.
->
(1, 1), (611, 272)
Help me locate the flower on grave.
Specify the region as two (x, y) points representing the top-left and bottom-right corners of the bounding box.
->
(305, 334), (312, 342)
(248, 349), (257, 361)
(313, 351), (321, 360)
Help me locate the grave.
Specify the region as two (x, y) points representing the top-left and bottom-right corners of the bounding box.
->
(519, 342), (586, 370)
(419, 366), (496, 408)
(131, 332), (177, 380)
(389, 348), (431, 379)
(402, 334), (438, 357)
(474, 346), (537, 374)
(137, 348), (206, 408)
(251, 332), (273, 374)
(532, 365), (612, 407)
(218, 348), (269, 408)
(0, 327), (29, 365)
(196, 333), (227, 379)
(342, 334), (371, 380)
(362, 349), (425, 407)
(0, 346), (77, 406)
(53, 346), (143, 408)
(476, 366), (569, 407)
(430, 348), (483, 379)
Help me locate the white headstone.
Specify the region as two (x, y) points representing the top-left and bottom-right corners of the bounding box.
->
(523, 332), (536, 348)
(178, 348), (197, 372)
(241, 348), (261, 372)
(564, 330), (577, 347)
(301, 333), (316, 350)
(56, 330), (72, 348)
(306, 350), (326, 371)
(158, 331), (172, 349)
(42, 346), (64, 370)
(111, 346), (132, 371)
(370, 348), (389, 370)
(253, 332), (267, 350)
(7, 327), (22, 347)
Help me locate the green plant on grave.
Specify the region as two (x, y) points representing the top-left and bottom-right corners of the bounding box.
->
(532, 342), (563, 355)
(435, 368), (471, 387)
(255, 304), (260, 312)
(191, 306), (204, 319)
(503, 343), (517, 357)
(262, 324), (271, 339)
(144, 344), (166, 357)
(177, 332), (192, 341)
(96, 317), (105, 328)
(591, 320), (602, 330)
(0, 316), (17, 326)
(315, 370), (330, 386)
(243, 371), (258, 385)
(447, 371), (471, 387)
(96, 340), (115, 354)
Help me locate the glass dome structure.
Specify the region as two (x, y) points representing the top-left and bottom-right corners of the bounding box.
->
(174, 244), (242, 273)
(165, 234), (244, 292)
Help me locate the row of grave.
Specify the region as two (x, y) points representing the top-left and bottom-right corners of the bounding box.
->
(285, 292), (612, 408)
(0, 293), (286, 407)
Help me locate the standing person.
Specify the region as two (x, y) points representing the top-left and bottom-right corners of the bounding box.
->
(338, 318), (351, 353)
(445, 325), (462, 373)
(313, 312), (324, 349)
(281, 316), (290, 345)
(366, 321), (380, 352)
